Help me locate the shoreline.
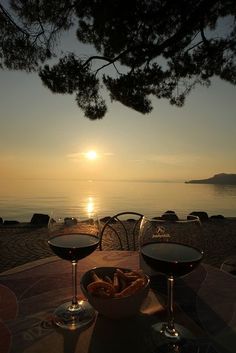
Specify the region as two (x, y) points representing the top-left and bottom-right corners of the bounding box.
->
(0, 217), (235, 274)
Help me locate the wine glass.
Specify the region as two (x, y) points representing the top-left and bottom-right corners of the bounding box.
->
(139, 217), (204, 351)
(48, 212), (100, 330)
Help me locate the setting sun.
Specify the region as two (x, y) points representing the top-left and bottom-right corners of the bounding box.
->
(86, 150), (97, 160)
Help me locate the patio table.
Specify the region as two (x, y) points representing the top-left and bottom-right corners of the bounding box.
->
(0, 251), (235, 353)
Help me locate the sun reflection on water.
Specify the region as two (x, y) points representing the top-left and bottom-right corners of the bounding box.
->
(86, 197), (94, 217)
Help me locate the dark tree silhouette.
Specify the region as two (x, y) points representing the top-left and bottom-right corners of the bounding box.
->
(1, 0), (236, 119)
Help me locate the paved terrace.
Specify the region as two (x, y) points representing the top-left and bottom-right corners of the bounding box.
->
(0, 219), (236, 273)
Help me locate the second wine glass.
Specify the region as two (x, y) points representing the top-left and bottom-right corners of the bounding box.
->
(48, 212), (100, 330)
(139, 216), (204, 351)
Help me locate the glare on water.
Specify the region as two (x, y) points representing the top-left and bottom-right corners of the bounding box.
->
(0, 179), (235, 221)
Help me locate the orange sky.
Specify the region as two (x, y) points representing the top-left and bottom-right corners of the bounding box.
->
(0, 69), (236, 182)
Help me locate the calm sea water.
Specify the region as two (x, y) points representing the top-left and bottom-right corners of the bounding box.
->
(0, 179), (236, 221)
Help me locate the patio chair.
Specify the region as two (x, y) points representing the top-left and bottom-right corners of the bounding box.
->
(99, 212), (143, 250)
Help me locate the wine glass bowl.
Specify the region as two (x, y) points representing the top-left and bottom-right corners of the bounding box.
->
(139, 217), (204, 347)
(48, 213), (100, 330)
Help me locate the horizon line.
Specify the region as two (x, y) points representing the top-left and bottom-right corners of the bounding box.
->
(1, 177), (186, 183)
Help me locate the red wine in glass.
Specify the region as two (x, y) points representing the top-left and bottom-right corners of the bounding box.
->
(141, 242), (203, 277)
(48, 233), (100, 262)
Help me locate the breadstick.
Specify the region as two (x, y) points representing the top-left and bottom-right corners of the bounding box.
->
(115, 278), (145, 298)
(87, 268), (146, 299)
(105, 275), (113, 284)
(113, 272), (120, 292)
(87, 281), (115, 297)
(91, 270), (103, 282)
(116, 268), (142, 282)
(116, 268), (131, 282)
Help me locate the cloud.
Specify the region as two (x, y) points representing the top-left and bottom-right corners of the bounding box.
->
(66, 152), (84, 162)
(66, 151), (114, 162)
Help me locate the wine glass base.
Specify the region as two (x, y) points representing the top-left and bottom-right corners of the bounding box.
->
(152, 322), (195, 340)
(151, 322), (199, 353)
(53, 300), (96, 330)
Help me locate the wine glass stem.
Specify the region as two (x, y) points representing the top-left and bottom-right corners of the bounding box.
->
(167, 275), (175, 332)
(72, 261), (78, 306)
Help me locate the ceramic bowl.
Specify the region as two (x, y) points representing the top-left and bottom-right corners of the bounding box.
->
(80, 266), (150, 319)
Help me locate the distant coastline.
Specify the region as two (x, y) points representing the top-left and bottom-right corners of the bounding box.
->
(185, 173), (236, 185)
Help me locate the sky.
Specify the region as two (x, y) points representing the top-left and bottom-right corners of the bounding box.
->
(0, 26), (236, 182)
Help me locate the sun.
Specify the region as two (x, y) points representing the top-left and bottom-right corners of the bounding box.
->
(86, 150), (97, 160)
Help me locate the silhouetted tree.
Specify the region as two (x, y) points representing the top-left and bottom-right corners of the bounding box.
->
(1, 1), (235, 119)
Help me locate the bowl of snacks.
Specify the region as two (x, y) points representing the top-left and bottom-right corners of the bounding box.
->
(80, 267), (150, 319)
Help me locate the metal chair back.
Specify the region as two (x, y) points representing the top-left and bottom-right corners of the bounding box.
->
(99, 212), (143, 250)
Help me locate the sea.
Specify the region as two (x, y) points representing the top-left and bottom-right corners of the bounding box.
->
(0, 179), (236, 222)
